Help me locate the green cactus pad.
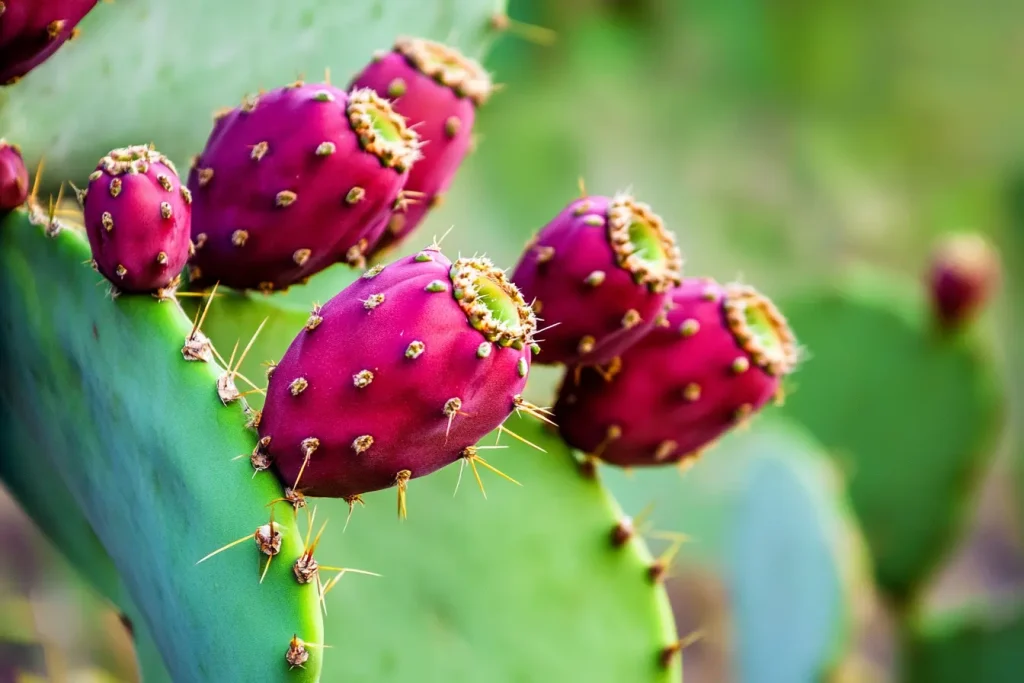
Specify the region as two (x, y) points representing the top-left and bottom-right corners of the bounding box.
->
(903, 597), (1024, 682)
(0, 208), (323, 682)
(0, 0), (501, 188)
(602, 418), (867, 681)
(1, 411), (172, 682)
(780, 268), (1005, 606)
(727, 432), (867, 683)
(180, 279), (681, 683)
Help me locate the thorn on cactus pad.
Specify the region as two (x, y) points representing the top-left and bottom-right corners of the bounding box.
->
(351, 435), (374, 454)
(611, 517), (635, 547)
(195, 510), (282, 585)
(488, 11), (558, 46)
(405, 340), (425, 359)
(659, 630), (705, 668)
(289, 377), (309, 396)
(362, 293), (385, 309)
(345, 186), (365, 204)
(285, 635), (310, 669)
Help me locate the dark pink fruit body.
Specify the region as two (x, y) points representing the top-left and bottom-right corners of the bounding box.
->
(259, 248), (537, 499)
(82, 146), (192, 293)
(350, 37), (492, 258)
(0, 0), (98, 83)
(927, 234), (1001, 331)
(554, 278), (798, 467)
(187, 83), (420, 293)
(511, 194), (683, 366)
(0, 139), (29, 211)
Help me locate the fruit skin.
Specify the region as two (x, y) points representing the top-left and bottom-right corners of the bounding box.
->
(0, 138), (29, 211)
(351, 37), (493, 259)
(510, 194), (683, 366)
(82, 145), (192, 293)
(0, 0), (98, 84)
(186, 83), (421, 293)
(259, 248), (537, 499)
(554, 278), (798, 467)
(927, 233), (1001, 332)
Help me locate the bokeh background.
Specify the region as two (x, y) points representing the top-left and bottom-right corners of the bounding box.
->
(2, 0), (1023, 680)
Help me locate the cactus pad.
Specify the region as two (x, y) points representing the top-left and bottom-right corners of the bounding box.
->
(351, 36), (492, 258)
(781, 269), (1004, 605)
(187, 83), (421, 291)
(904, 597), (1024, 683)
(555, 278), (798, 467)
(0, 207), (324, 682)
(511, 194), (683, 366)
(602, 418), (868, 683)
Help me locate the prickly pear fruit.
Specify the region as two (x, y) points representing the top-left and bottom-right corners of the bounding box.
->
(186, 83), (422, 293)
(0, 139), (29, 211)
(257, 247), (538, 509)
(510, 194), (683, 366)
(0, 0), (98, 84)
(927, 233), (1001, 331)
(81, 145), (192, 294)
(554, 278), (798, 467)
(350, 37), (493, 258)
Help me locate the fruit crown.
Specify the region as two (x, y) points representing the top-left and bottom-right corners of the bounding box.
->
(606, 194), (684, 294)
(96, 144), (178, 177)
(394, 36), (494, 106)
(448, 255), (538, 349)
(346, 87), (423, 173)
(721, 283), (800, 377)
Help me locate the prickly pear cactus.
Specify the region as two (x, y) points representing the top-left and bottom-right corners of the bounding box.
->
(179, 260), (682, 682)
(780, 267), (1005, 607)
(0, 0), (502, 185)
(0, 208), (324, 682)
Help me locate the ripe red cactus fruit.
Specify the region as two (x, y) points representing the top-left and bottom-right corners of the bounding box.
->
(927, 233), (1001, 332)
(554, 278), (799, 468)
(257, 247), (538, 515)
(351, 37), (493, 259)
(0, 0), (98, 84)
(0, 138), (29, 212)
(510, 193), (683, 366)
(186, 83), (422, 293)
(81, 145), (193, 294)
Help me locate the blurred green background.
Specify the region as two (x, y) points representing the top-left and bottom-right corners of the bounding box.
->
(2, 0), (1023, 680)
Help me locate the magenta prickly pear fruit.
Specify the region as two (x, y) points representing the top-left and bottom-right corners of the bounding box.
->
(257, 247), (538, 512)
(186, 83), (422, 293)
(0, 0), (98, 84)
(510, 193), (683, 366)
(81, 145), (192, 294)
(927, 233), (1001, 332)
(554, 278), (798, 468)
(351, 37), (493, 259)
(0, 138), (29, 212)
